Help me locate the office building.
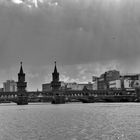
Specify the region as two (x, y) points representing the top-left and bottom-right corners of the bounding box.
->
(3, 80), (17, 92)
(95, 70), (120, 90)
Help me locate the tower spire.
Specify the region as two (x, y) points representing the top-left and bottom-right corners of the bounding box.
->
(51, 61), (60, 90)
(17, 61), (26, 90)
(54, 61), (57, 73)
(19, 61), (24, 74)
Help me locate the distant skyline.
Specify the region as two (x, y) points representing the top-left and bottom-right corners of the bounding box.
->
(0, 0), (140, 90)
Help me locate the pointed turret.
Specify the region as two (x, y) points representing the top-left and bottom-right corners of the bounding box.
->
(18, 62), (25, 83)
(17, 62), (26, 91)
(51, 61), (61, 91)
(52, 61), (59, 82)
(19, 61), (24, 74)
(54, 61), (58, 74)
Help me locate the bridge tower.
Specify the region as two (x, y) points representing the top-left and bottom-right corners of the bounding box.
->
(51, 61), (61, 91)
(16, 62), (28, 105)
(51, 61), (65, 104)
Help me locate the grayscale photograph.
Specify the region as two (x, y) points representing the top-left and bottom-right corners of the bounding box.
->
(0, 0), (140, 139)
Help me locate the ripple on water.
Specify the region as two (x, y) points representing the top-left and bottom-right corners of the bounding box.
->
(0, 103), (140, 139)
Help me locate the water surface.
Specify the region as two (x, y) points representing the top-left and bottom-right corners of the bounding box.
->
(0, 103), (140, 140)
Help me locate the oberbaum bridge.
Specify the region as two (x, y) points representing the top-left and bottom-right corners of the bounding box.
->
(1, 62), (140, 105)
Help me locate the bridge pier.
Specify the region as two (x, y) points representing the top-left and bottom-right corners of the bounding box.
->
(17, 95), (28, 105)
(51, 92), (65, 104)
(135, 88), (140, 102)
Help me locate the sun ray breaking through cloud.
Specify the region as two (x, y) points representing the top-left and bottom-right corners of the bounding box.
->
(0, 0), (139, 90)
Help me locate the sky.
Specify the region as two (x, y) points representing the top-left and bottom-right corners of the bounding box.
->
(0, 0), (140, 90)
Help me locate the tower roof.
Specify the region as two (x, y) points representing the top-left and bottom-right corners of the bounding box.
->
(19, 61), (24, 74)
(54, 61), (58, 74)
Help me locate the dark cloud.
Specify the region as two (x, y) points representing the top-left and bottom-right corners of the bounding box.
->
(0, 0), (140, 89)
(0, 0), (139, 67)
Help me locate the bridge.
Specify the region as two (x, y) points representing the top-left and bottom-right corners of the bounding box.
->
(0, 89), (138, 104)
(8, 61), (139, 105)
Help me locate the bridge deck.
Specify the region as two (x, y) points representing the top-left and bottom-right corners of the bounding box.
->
(0, 89), (137, 103)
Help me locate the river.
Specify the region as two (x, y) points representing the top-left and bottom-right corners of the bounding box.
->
(0, 103), (140, 140)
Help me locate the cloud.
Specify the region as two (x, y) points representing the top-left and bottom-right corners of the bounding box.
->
(60, 74), (82, 83)
(0, 0), (140, 89)
(0, 0), (139, 67)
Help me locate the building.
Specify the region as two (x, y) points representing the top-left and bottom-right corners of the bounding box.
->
(42, 81), (93, 91)
(65, 82), (77, 90)
(97, 70), (120, 90)
(3, 80), (17, 92)
(0, 88), (4, 92)
(42, 81), (66, 92)
(97, 77), (107, 90)
(42, 83), (52, 92)
(78, 83), (93, 90)
(109, 80), (121, 90)
(120, 73), (140, 90)
(107, 74), (140, 90)
(105, 70), (120, 82)
(65, 82), (93, 91)
(121, 73), (140, 80)
(93, 81), (98, 90)
(123, 79), (140, 89)
(133, 80), (140, 88)
(59, 81), (66, 90)
(92, 76), (98, 82)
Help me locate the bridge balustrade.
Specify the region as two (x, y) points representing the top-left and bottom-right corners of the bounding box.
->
(7, 95), (10, 99)
(13, 95), (16, 98)
(1, 95), (5, 99)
